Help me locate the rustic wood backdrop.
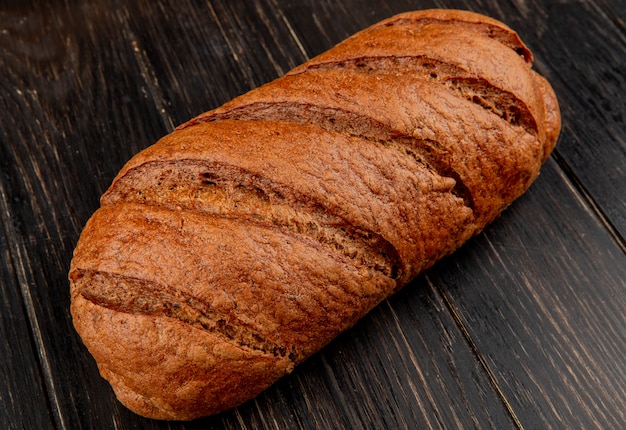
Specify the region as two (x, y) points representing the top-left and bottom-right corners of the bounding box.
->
(1, 0), (625, 428)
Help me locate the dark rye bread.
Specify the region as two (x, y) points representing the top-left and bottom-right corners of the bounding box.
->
(69, 9), (561, 420)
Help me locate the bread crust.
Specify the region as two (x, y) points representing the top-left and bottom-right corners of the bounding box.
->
(69, 9), (560, 420)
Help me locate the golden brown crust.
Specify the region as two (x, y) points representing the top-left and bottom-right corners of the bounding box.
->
(368, 9), (534, 62)
(71, 202), (395, 359)
(69, 9), (560, 420)
(533, 71), (562, 159)
(103, 120), (475, 283)
(285, 21), (544, 143)
(182, 71), (543, 229)
(71, 294), (293, 420)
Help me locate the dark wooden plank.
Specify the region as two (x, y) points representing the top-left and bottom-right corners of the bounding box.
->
(0, 1), (175, 428)
(427, 159), (626, 428)
(1, 0), (625, 429)
(0, 5), (75, 428)
(257, 0), (398, 58)
(0, 195), (53, 429)
(116, 0), (318, 126)
(536, 0), (626, 246)
(596, 0), (626, 29)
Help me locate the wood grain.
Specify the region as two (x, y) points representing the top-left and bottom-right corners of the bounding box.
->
(427, 160), (626, 428)
(0, 1), (173, 428)
(0, 203), (53, 429)
(516, 0), (626, 244)
(1, 0), (625, 429)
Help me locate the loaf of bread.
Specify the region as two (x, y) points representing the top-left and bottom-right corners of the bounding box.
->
(69, 9), (560, 420)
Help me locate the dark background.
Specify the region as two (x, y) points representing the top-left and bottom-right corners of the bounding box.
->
(1, 0), (625, 428)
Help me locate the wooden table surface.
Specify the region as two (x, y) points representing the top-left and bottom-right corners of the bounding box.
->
(1, 0), (625, 428)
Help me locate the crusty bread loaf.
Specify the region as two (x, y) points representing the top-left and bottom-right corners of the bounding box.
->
(69, 9), (560, 420)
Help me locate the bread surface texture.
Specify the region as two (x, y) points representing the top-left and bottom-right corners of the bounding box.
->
(69, 9), (561, 420)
